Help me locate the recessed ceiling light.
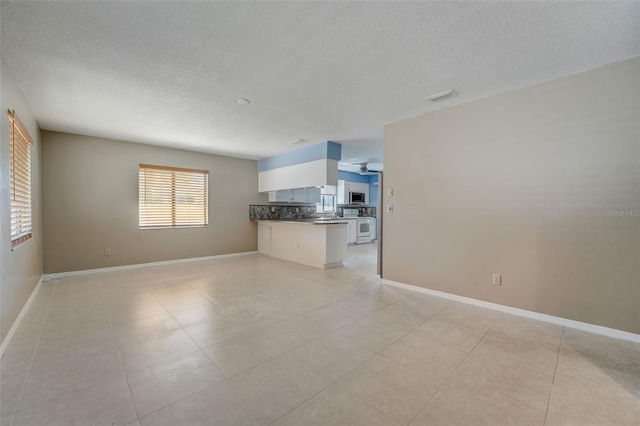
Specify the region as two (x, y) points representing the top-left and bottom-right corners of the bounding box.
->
(237, 98), (251, 105)
(290, 138), (308, 145)
(424, 90), (455, 102)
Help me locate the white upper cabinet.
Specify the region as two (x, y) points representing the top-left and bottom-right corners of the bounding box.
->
(337, 180), (370, 205)
(259, 159), (339, 192)
(258, 141), (341, 192)
(293, 188), (320, 203)
(268, 189), (293, 202)
(268, 187), (321, 203)
(292, 188), (307, 202)
(361, 183), (369, 204)
(310, 187), (322, 203)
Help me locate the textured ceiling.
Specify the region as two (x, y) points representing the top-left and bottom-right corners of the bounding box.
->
(1, 1), (639, 164)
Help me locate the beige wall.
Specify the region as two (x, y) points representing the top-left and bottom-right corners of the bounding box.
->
(42, 131), (267, 273)
(0, 55), (43, 342)
(383, 57), (640, 334)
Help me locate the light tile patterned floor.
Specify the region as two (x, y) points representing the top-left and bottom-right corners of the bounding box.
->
(1, 244), (638, 425)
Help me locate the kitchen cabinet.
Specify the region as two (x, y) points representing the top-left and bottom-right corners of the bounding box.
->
(337, 180), (370, 205)
(257, 220), (347, 269)
(292, 188), (307, 202)
(345, 181), (362, 194)
(258, 222), (272, 255)
(347, 219), (357, 244)
(371, 218), (377, 240)
(257, 142), (339, 192)
(292, 187), (320, 203)
(268, 187), (321, 203)
(269, 190), (292, 202)
(360, 183), (370, 205)
(303, 187), (321, 203)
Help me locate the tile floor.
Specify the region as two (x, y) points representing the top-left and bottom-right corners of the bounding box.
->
(1, 244), (638, 425)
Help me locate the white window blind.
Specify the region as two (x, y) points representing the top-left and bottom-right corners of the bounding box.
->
(139, 164), (208, 229)
(9, 109), (33, 246)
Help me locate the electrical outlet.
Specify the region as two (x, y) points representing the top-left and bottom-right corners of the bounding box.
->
(386, 204), (393, 213)
(493, 274), (501, 285)
(387, 188), (393, 197)
(105, 249), (111, 256)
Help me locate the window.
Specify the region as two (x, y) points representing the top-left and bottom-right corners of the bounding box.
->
(138, 164), (208, 229)
(8, 109), (33, 246)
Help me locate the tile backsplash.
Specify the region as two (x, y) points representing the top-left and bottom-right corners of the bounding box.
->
(249, 205), (376, 220)
(249, 205), (316, 220)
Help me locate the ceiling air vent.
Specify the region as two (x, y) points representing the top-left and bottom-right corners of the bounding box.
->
(424, 90), (455, 102)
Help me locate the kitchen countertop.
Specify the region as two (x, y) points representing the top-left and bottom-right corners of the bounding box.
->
(254, 219), (348, 225)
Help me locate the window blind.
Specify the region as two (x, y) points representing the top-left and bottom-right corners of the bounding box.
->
(139, 164), (208, 229)
(9, 110), (33, 246)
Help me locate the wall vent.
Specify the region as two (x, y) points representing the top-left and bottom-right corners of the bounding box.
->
(424, 90), (455, 102)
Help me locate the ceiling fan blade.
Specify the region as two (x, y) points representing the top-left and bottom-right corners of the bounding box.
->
(344, 161), (383, 174)
(366, 162), (383, 172)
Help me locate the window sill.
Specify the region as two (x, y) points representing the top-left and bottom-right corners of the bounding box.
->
(11, 235), (33, 252)
(139, 225), (208, 230)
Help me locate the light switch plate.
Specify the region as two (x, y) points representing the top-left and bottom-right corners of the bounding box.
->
(387, 188), (393, 197)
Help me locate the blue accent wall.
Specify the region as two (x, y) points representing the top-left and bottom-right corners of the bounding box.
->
(338, 170), (369, 183)
(257, 141), (341, 172)
(327, 142), (342, 161)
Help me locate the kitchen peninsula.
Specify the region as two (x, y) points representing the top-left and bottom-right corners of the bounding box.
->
(250, 205), (347, 269)
(258, 220), (347, 269)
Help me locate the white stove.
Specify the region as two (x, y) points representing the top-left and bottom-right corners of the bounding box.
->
(342, 208), (359, 219)
(343, 209), (373, 244)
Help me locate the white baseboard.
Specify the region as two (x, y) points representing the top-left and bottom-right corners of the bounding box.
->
(382, 279), (640, 344)
(0, 276), (44, 357)
(45, 251), (259, 279)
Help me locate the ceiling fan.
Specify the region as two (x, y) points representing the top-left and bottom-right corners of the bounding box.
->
(356, 162), (383, 175)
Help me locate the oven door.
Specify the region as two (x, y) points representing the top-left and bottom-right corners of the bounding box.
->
(356, 218), (372, 244)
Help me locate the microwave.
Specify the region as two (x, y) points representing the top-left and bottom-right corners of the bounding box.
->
(349, 191), (366, 204)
